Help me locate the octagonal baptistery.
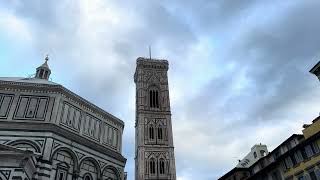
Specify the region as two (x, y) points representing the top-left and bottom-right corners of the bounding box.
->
(0, 58), (127, 180)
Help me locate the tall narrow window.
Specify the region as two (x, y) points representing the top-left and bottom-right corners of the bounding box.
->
(260, 150), (266, 156)
(149, 126), (154, 140)
(152, 90), (155, 107)
(155, 91), (159, 108)
(150, 158), (156, 174)
(159, 159), (165, 174)
(44, 71), (49, 79)
(149, 88), (160, 108)
(309, 171), (317, 180)
(149, 90), (153, 108)
(158, 127), (163, 140)
(39, 69), (44, 79)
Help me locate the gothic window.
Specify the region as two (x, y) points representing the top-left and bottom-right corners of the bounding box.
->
(56, 169), (67, 180)
(149, 126), (154, 140)
(158, 126), (163, 140)
(83, 174), (92, 180)
(150, 158), (156, 174)
(149, 88), (160, 108)
(159, 159), (165, 174)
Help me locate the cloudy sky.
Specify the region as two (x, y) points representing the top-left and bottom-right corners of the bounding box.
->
(1, 0), (320, 179)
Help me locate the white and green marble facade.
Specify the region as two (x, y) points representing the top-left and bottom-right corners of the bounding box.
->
(0, 61), (126, 180)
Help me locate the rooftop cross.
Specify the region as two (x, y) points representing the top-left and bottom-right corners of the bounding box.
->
(45, 54), (49, 63)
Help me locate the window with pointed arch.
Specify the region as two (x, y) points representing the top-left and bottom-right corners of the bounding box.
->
(157, 126), (163, 140)
(159, 158), (165, 175)
(83, 173), (92, 180)
(149, 125), (155, 140)
(149, 158), (156, 175)
(149, 87), (160, 108)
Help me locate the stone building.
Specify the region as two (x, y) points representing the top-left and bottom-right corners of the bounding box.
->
(0, 57), (126, 180)
(134, 57), (176, 180)
(219, 61), (320, 180)
(237, 144), (268, 168)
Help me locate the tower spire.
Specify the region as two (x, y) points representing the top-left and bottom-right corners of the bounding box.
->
(149, 45), (152, 60)
(35, 55), (51, 80)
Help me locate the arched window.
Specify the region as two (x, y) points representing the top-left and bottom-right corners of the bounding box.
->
(39, 69), (44, 78)
(44, 70), (49, 79)
(159, 159), (165, 174)
(150, 158), (156, 174)
(52, 150), (75, 180)
(158, 127), (163, 140)
(260, 150), (266, 156)
(102, 167), (118, 180)
(83, 174), (92, 180)
(149, 126), (154, 140)
(56, 168), (67, 180)
(149, 88), (160, 108)
(254, 152), (257, 158)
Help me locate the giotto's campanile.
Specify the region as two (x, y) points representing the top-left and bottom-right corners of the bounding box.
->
(134, 57), (176, 180)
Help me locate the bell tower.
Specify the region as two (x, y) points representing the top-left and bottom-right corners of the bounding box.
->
(134, 57), (176, 180)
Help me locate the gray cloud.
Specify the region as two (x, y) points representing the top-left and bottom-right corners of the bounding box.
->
(1, 1), (320, 179)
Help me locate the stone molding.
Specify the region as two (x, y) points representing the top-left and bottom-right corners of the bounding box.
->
(0, 121), (126, 164)
(0, 81), (124, 128)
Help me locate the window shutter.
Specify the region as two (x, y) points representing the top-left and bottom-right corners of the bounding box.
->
(312, 142), (320, 154)
(314, 169), (320, 180)
(285, 157), (293, 168)
(295, 151), (303, 163)
(304, 174), (311, 180)
(306, 145), (314, 157)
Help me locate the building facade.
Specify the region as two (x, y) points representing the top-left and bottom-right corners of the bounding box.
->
(219, 61), (320, 180)
(237, 144), (268, 168)
(0, 58), (127, 180)
(134, 57), (176, 180)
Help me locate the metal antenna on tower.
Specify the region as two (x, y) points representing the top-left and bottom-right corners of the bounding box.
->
(149, 45), (152, 60)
